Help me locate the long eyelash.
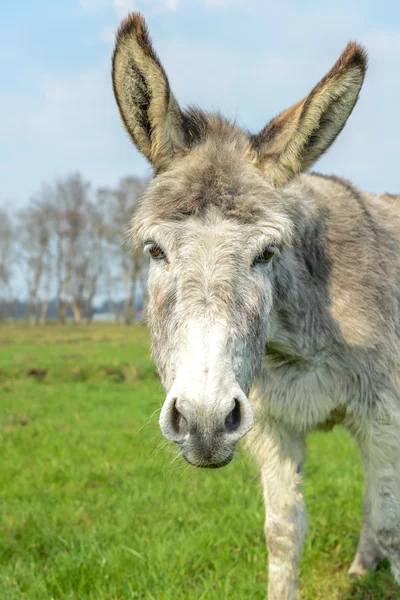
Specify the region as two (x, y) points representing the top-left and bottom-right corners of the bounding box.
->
(252, 245), (278, 267)
(149, 244), (166, 260)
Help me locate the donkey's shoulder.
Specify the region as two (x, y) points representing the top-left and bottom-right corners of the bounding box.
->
(291, 172), (400, 349)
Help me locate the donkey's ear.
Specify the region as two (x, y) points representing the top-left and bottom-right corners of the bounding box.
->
(112, 13), (184, 170)
(251, 42), (367, 186)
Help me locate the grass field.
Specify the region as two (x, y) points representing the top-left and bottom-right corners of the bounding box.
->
(0, 324), (398, 599)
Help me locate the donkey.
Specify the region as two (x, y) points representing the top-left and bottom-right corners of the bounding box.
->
(112, 13), (400, 599)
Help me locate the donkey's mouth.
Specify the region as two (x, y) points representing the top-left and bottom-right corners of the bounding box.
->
(182, 451), (234, 469)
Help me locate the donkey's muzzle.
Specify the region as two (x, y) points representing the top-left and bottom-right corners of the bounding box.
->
(159, 389), (254, 468)
(182, 449), (235, 469)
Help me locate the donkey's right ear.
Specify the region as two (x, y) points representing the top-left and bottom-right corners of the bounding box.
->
(250, 42), (367, 186)
(112, 13), (184, 171)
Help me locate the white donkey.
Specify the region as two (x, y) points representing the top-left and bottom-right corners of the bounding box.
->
(112, 14), (400, 599)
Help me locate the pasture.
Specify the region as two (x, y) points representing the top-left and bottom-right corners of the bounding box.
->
(0, 324), (397, 599)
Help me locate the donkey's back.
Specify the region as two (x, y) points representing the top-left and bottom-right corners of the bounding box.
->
(301, 172), (400, 352)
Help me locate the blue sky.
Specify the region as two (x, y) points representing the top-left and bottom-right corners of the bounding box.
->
(2, 0), (400, 207)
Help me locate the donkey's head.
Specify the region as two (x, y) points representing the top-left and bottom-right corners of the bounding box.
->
(112, 14), (366, 467)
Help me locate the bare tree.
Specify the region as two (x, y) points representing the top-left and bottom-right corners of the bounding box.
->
(17, 192), (53, 324)
(98, 176), (147, 324)
(0, 209), (15, 321)
(45, 186), (69, 324)
(51, 173), (107, 323)
(3, 172), (148, 324)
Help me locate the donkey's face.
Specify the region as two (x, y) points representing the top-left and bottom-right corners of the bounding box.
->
(131, 142), (295, 467)
(112, 13), (366, 467)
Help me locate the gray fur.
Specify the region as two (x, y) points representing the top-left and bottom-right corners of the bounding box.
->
(112, 14), (400, 598)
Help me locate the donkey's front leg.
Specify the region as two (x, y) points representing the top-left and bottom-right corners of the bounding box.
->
(250, 424), (306, 600)
(348, 487), (384, 577)
(355, 403), (400, 586)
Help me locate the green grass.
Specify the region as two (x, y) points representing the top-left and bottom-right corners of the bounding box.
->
(0, 324), (397, 599)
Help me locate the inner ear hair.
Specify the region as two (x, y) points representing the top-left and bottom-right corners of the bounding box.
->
(112, 13), (185, 170)
(251, 42), (367, 186)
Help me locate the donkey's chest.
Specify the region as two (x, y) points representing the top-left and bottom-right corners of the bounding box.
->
(251, 349), (347, 433)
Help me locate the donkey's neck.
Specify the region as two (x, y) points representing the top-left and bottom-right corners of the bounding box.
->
(267, 183), (342, 361)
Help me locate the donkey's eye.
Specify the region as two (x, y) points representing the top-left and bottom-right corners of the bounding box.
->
(149, 245), (166, 260)
(252, 246), (276, 267)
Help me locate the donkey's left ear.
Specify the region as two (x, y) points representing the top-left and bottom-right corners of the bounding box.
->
(251, 42), (367, 186)
(112, 13), (185, 171)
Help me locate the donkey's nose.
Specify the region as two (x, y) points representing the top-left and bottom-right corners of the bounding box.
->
(172, 397), (242, 437)
(171, 398), (190, 438)
(223, 398), (242, 433)
(159, 390), (254, 445)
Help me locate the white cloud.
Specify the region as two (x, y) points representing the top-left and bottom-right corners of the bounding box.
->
(0, 59), (151, 206)
(80, 0), (181, 19)
(79, 0), (109, 13)
(113, 0), (135, 18)
(202, 0), (229, 5)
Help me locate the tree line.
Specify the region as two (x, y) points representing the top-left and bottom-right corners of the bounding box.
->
(0, 173), (148, 324)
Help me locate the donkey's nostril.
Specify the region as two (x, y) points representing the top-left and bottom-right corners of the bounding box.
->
(171, 400), (189, 437)
(224, 398), (241, 433)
